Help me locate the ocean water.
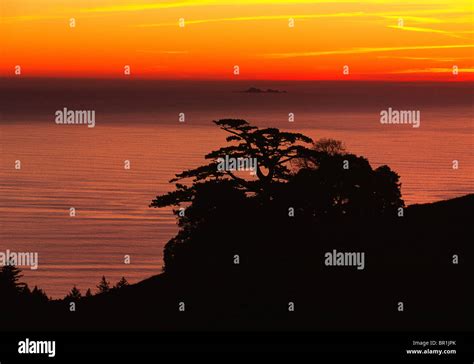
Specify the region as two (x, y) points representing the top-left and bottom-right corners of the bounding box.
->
(0, 80), (472, 297)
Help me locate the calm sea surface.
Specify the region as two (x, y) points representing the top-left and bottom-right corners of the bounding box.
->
(1, 80), (472, 297)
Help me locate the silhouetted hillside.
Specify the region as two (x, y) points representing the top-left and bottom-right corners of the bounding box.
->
(2, 193), (470, 331)
(1, 120), (471, 332)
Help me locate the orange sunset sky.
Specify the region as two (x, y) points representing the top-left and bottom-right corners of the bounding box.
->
(1, 0), (473, 80)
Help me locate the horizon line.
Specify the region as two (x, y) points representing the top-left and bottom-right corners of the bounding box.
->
(1, 76), (473, 83)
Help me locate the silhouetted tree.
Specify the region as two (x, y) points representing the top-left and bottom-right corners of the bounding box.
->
(114, 277), (129, 289)
(21, 284), (31, 296)
(151, 120), (404, 275)
(284, 153), (403, 219)
(31, 286), (49, 303)
(151, 119), (314, 206)
(97, 276), (110, 294)
(0, 265), (25, 296)
(314, 138), (345, 155)
(66, 285), (82, 300)
(294, 138), (346, 170)
(85, 288), (93, 297)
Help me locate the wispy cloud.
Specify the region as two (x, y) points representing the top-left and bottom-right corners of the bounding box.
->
(133, 8), (473, 29)
(79, 1), (215, 13)
(376, 55), (469, 62)
(80, 0), (387, 14)
(136, 12), (365, 27)
(75, 1), (474, 15)
(3, 1), (471, 28)
(1, 15), (68, 23)
(137, 50), (189, 54)
(381, 15), (443, 24)
(79, 1), (448, 14)
(390, 67), (474, 74)
(262, 44), (474, 59)
(387, 25), (467, 39)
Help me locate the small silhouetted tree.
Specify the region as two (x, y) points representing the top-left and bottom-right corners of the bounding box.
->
(0, 265), (25, 296)
(31, 286), (49, 303)
(114, 277), (129, 289)
(66, 285), (82, 300)
(314, 138), (346, 155)
(97, 276), (110, 294)
(85, 288), (93, 297)
(21, 284), (31, 296)
(295, 138), (346, 170)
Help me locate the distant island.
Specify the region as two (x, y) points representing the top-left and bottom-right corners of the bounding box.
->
(239, 87), (287, 93)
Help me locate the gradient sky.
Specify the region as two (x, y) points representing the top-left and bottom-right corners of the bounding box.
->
(1, 0), (473, 80)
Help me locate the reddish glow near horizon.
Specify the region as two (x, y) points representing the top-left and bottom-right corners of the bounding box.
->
(1, 0), (473, 80)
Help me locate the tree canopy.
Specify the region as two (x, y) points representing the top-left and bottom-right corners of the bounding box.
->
(151, 120), (404, 274)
